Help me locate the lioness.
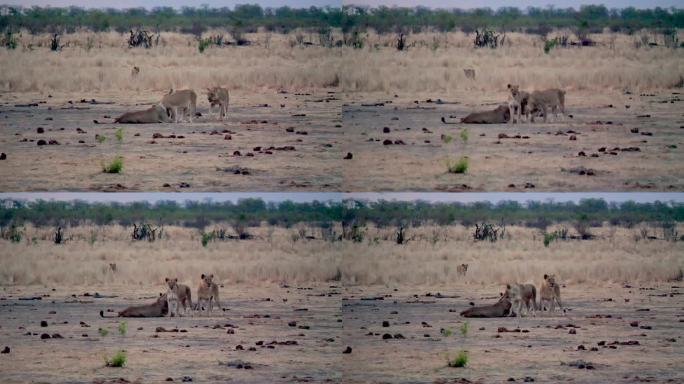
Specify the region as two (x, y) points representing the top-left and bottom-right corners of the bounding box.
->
(112, 104), (171, 124)
(460, 296), (512, 318)
(504, 283), (537, 317)
(540, 274), (564, 313)
(165, 277), (193, 316)
(207, 87), (230, 120)
(100, 293), (168, 318)
(526, 89), (566, 123)
(507, 84), (531, 123)
(441, 105), (510, 124)
(161, 89), (197, 123)
(197, 274), (221, 314)
(456, 264), (468, 276)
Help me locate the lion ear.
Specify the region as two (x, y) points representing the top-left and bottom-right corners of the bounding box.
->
(507, 84), (511, 89)
(543, 274), (548, 280)
(210, 274), (214, 278)
(201, 274), (205, 279)
(506, 284), (511, 289)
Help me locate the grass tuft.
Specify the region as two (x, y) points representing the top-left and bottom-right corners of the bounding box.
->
(447, 350), (468, 368)
(118, 321), (127, 336)
(102, 156), (123, 174)
(115, 128), (124, 142)
(460, 128), (469, 143)
(460, 321), (469, 336)
(446, 156), (468, 174)
(104, 350), (127, 367)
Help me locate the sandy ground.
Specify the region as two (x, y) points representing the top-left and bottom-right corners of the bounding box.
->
(0, 90), (343, 191)
(341, 283), (684, 384)
(0, 284), (342, 383)
(341, 90), (684, 191)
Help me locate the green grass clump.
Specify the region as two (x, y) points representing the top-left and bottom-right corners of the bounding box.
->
(447, 156), (468, 174)
(198, 38), (211, 53)
(447, 350), (468, 368)
(460, 128), (469, 143)
(96, 134), (106, 143)
(104, 351), (127, 367)
(98, 328), (109, 337)
(115, 128), (124, 142)
(440, 328), (453, 337)
(543, 231), (559, 247)
(118, 321), (127, 336)
(102, 156), (123, 174)
(201, 231), (215, 247)
(544, 38), (559, 54)
(441, 134), (453, 144)
(460, 321), (469, 336)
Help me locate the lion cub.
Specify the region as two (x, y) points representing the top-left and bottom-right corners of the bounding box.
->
(207, 87), (230, 120)
(456, 264), (468, 276)
(540, 274), (564, 313)
(165, 277), (193, 316)
(197, 274), (221, 314)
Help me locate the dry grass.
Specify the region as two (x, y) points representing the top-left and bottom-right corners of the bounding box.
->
(0, 224), (341, 287)
(340, 224), (684, 286)
(340, 30), (684, 94)
(0, 30), (341, 93)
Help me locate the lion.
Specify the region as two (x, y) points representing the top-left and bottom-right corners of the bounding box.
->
(460, 295), (512, 318)
(100, 293), (168, 318)
(161, 89), (197, 123)
(109, 104), (171, 124)
(165, 277), (193, 316)
(441, 105), (510, 124)
(207, 87), (230, 120)
(526, 89), (566, 123)
(197, 274), (221, 314)
(504, 283), (537, 317)
(540, 274), (564, 313)
(131, 66), (140, 77)
(457, 264), (468, 276)
(507, 84), (531, 123)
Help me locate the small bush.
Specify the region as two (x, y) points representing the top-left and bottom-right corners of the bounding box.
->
(441, 134), (453, 144)
(198, 37), (211, 53)
(105, 351), (126, 367)
(96, 134), (106, 143)
(460, 322), (469, 336)
(460, 128), (469, 143)
(447, 350), (468, 368)
(447, 156), (468, 174)
(3, 31), (18, 50)
(440, 328), (453, 337)
(1, 224), (24, 243)
(118, 321), (127, 336)
(115, 128), (123, 142)
(131, 222), (161, 242)
(544, 37), (559, 54)
(98, 328), (109, 337)
(201, 231), (215, 247)
(102, 156), (123, 174)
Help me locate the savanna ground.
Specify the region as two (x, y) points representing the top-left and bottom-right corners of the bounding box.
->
(0, 31), (343, 191)
(1, 30), (683, 191)
(0, 223), (683, 382)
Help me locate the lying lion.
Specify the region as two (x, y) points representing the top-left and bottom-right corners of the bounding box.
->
(100, 293), (168, 318)
(441, 105), (510, 124)
(460, 295), (512, 318)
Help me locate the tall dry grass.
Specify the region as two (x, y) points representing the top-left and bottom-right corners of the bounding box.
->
(1, 223), (681, 289)
(340, 30), (684, 94)
(0, 30), (341, 93)
(340, 224), (684, 287)
(0, 224), (341, 287)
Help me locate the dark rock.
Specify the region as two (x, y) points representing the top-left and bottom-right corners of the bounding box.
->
(383, 127), (390, 133)
(37, 127), (44, 133)
(40, 333), (50, 339)
(383, 139), (393, 145)
(344, 152), (353, 160)
(382, 321), (390, 327)
(343, 346), (352, 354)
(37, 139), (47, 146)
(382, 333), (393, 339)
(40, 321), (48, 327)
(1, 346), (9, 354)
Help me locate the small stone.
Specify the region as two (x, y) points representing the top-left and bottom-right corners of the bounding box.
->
(1, 346), (9, 354)
(382, 321), (389, 327)
(343, 346), (352, 354)
(40, 321), (48, 327)
(382, 333), (393, 339)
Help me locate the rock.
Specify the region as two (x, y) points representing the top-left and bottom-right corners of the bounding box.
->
(382, 333), (393, 339)
(37, 127), (44, 133)
(224, 135), (231, 140)
(344, 152), (353, 160)
(578, 151), (586, 156)
(37, 139), (47, 146)
(40, 333), (51, 339)
(1, 346), (9, 354)
(383, 139), (393, 145)
(343, 346), (352, 354)
(181, 376), (193, 382)
(577, 345), (585, 350)
(569, 135), (577, 141)
(630, 321), (639, 327)
(393, 333), (405, 339)
(382, 321), (389, 327)
(0, 153), (5, 160)
(288, 321), (297, 327)
(51, 333), (63, 339)
(383, 127), (390, 133)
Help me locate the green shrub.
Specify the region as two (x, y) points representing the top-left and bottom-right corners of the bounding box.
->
(441, 134), (453, 144)
(102, 156), (123, 174)
(118, 321), (127, 336)
(544, 38), (559, 54)
(440, 328), (453, 337)
(96, 134), (106, 143)
(3, 32), (17, 50)
(115, 128), (124, 142)
(460, 128), (469, 143)
(460, 321), (469, 336)
(98, 328), (109, 337)
(201, 231), (215, 247)
(543, 231), (558, 247)
(198, 37), (211, 53)
(447, 350), (468, 368)
(104, 351), (126, 367)
(447, 156), (468, 174)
